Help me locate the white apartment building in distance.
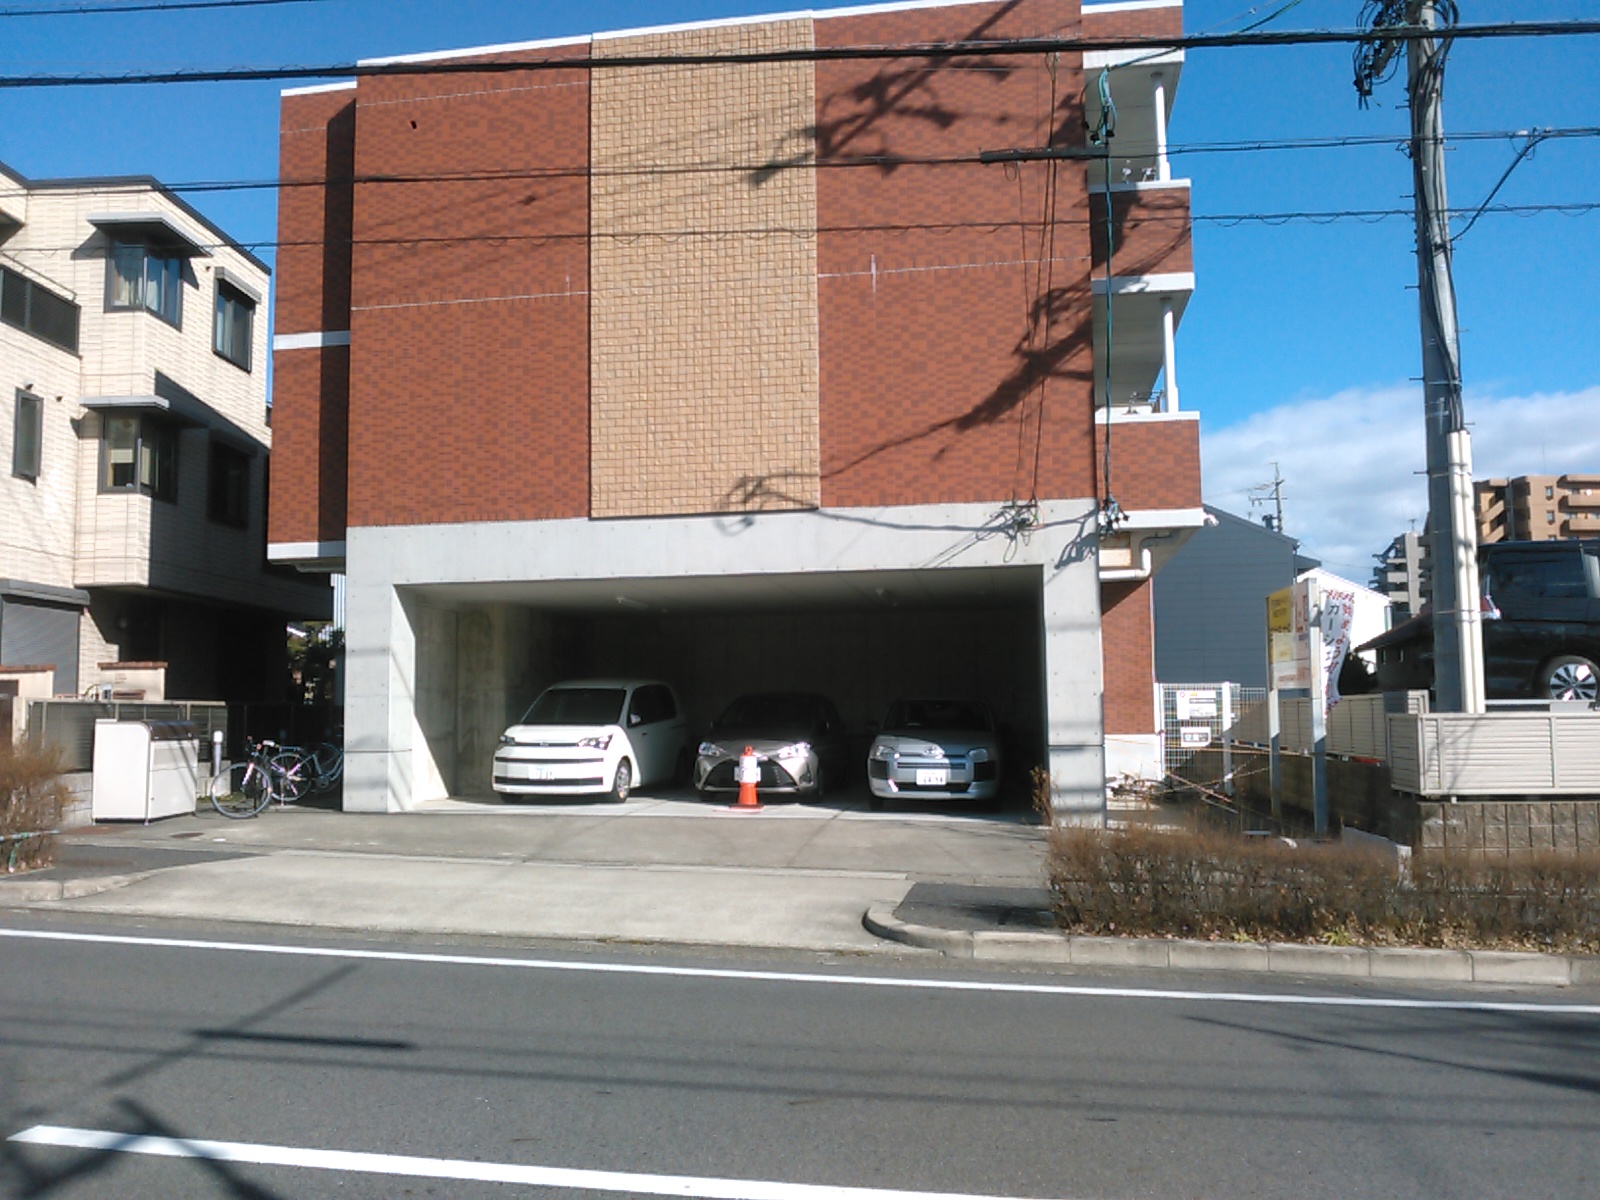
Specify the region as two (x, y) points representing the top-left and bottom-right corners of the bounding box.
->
(1, 159), (328, 702)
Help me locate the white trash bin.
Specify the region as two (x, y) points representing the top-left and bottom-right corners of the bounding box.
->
(91, 719), (200, 822)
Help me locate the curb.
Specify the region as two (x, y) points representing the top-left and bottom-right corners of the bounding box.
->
(862, 906), (1599, 987)
(0, 871), (158, 906)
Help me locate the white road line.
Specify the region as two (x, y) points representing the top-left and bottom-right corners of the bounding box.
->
(7, 1125), (1066, 1200)
(1, 927), (1597, 1015)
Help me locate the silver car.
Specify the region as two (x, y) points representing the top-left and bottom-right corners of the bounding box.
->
(694, 693), (849, 798)
(867, 699), (1001, 808)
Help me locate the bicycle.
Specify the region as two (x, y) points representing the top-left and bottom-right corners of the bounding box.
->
(209, 738), (301, 819)
(268, 740), (344, 802)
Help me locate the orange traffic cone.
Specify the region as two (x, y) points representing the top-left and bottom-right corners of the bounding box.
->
(734, 745), (761, 810)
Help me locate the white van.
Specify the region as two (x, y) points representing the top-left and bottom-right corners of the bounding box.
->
(493, 680), (689, 801)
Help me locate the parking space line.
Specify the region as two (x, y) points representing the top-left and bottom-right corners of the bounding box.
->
(3, 928), (1599, 1014)
(7, 1125), (1074, 1200)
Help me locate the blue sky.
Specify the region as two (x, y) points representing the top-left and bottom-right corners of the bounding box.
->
(2, 0), (1597, 576)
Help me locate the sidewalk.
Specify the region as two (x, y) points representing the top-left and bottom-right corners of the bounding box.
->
(0, 796), (1046, 955)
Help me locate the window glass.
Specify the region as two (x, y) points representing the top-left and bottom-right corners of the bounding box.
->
(0, 266), (79, 354)
(1584, 550), (1600, 600)
(1488, 550), (1588, 602)
(213, 283), (254, 370)
(108, 242), (182, 326)
(101, 415), (177, 501)
(520, 687), (627, 726)
(208, 441), (251, 527)
(713, 694), (820, 735)
(12, 391), (42, 480)
(883, 700), (993, 734)
(103, 415), (138, 489)
(629, 685), (676, 725)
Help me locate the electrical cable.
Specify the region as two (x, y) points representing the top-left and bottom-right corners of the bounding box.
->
(0, 0), (331, 16)
(1, 19), (1598, 89)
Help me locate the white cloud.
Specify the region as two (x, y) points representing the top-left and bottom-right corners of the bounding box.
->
(1201, 384), (1600, 580)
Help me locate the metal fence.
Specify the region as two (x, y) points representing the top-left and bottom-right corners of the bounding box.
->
(26, 700), (229, 773)
(1160, 683), (1267, 777)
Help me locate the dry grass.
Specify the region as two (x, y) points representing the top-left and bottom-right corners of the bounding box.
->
(1, 743), (70, 873)
(1048, 826), (1600, 955)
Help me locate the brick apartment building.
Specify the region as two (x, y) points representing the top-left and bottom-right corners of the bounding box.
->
(1, 160), (329, 707)
(267, 0), (1202, 818)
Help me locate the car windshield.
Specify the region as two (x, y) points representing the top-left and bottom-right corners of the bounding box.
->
(519, 687), (627, 726)
(883, 700), (991, 734)
(713, 694), (818, 735)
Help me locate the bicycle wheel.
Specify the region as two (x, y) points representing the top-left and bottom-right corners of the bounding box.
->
(210, 761), (272, 818)
(270, 751), (314, 803)
(312, 743), (344, 791)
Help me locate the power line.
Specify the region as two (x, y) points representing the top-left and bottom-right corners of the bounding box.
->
(2, 199), (1595, 259)
(0, 0), (330, 15)
(3, 125), (1593, 200)
(1, 20), (1598, 89)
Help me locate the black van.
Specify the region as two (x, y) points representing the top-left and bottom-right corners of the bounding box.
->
(1363, 538), (1600, 701)
(1480, 538), (1600, 700)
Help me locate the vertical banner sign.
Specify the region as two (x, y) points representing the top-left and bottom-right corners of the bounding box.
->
(1320, 587), (1358, 710)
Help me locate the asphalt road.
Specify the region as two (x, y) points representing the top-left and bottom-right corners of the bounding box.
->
(1, 912), (1597, 1200)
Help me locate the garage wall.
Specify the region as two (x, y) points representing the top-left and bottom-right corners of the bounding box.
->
(569, 604), (1043, 753)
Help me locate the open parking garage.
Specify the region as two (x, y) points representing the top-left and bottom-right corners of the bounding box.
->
(402, 566), (1045, 810)
(340, 500), (1108, 820)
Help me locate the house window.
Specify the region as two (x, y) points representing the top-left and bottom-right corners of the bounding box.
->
(0, 266), (80, 354)
(207, 441), (251, 528)
(12, 390), (42, 480)
(101, 414), (177, 502)
(1547, 511), (1556, 525)
(1545, 486), (1555, 500)
(213, 281), (254, 371)
(107, 241), (183, 327)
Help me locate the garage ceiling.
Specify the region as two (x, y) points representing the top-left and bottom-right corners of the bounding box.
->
(409, 565), (1041, 616)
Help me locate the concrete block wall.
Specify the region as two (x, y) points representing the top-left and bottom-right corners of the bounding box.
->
(1420, 800), (1600, 858)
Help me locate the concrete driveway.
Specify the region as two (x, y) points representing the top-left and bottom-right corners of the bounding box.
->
(3, 788), (1048, 954)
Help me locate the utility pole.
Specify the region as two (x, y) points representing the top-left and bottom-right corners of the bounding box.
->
(1355, 0), (1485, 713)
(1249, 461), (1286, 533)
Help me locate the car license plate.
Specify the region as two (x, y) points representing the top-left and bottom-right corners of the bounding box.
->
(529, 766), (555, 782)
(916, 769), (948, 787)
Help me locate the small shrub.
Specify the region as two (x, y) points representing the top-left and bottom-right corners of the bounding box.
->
(1047, 826), (1600, 954)
(1029, 766), (1053, 825)
(0, 743), (70, 873)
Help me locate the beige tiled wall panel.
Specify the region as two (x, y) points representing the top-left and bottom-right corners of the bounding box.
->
(589, 20), (822, 518)
(0, 330), (82, 592)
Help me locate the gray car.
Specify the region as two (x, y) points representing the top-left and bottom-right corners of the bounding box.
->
(694, 692), (849, 798)
(867, 699), (1001, 808)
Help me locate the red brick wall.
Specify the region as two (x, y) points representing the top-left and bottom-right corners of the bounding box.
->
(269, 90), (355, 547)
(1095, 417), (1201, 511)
(269, 346), (350, 545)
(344, 50), (592, 528)
(815, 0), (1098, 508)
(1090, 186), (1192, 276)
(1101, 578), (1156, 735)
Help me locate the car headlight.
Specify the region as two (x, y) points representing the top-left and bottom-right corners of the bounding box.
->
(698, 742), (727, 758)
(969, 748), (990, 763)
(577, 734), (612, 750)
(774, 742), (811, 760)
(871, 743), (896, 760)
(498, 734), (516, 746)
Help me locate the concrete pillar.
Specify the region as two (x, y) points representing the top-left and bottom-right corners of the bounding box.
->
(342, 579), (416, 813)
(1152, 72), (1171, 182)
(1040, 538), (1108, 825)
(1160, 298), (1179, 412)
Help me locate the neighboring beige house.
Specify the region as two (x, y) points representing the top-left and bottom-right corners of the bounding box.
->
(0, 159), (329, 702)
(1477, 474), (1600, 543)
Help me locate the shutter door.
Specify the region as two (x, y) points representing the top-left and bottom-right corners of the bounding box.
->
(0, 599), (80, 696)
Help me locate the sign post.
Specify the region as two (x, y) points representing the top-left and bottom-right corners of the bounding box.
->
(1264, 586), (1296, 821)
(1304, 575), (1329, 836)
